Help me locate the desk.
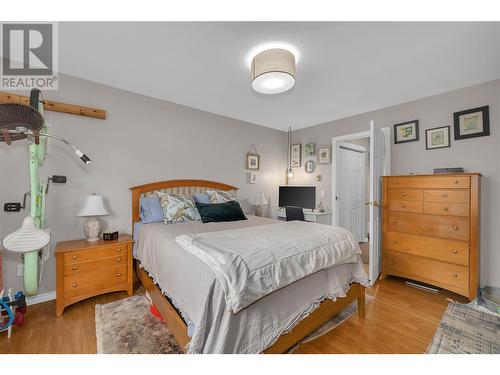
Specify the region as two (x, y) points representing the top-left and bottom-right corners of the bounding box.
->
(276, 208), (332, 225)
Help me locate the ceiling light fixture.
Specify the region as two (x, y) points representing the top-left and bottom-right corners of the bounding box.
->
(251, 48), (296, 95)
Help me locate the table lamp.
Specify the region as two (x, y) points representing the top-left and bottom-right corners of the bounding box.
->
(77, 193), (109, 241)
(252, 193), (268, 217)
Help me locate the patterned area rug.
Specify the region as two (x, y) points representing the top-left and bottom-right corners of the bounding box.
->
(427, 301), (500, 354)
(95, 294), (182, 354)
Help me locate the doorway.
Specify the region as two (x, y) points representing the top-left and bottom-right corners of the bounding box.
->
(332, 122), (390, 284)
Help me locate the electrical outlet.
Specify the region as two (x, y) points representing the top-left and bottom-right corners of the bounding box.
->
(17, 264), (24, 277)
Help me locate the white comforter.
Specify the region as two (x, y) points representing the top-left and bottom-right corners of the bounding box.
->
(176, 221), (361, 313)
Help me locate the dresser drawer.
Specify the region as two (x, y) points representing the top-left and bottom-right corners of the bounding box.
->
(387, 189), (423, 202)
(384, 232), (469, 266)
(424, 190), (470, 204)
(64, 255), (127, 276)
(387, 176), (470, 189)
(423, 202), (469, 217)
(386, 212), (469, 241)
(385, 251), (468, 290)
(387, 200), (423, 213)
(63, 245), (127, 264)
(64, 265), (127, 299)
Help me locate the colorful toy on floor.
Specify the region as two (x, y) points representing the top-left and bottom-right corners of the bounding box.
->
(0, 289), (27, 338)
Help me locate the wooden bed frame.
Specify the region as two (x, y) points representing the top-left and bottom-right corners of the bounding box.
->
(130, 179), (365, 353)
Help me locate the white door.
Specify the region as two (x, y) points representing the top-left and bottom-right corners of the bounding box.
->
(337, 143), (366, 242)
(368, 122), (391, 284)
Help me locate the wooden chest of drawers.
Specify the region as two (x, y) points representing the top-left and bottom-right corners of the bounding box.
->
(55, 235), (134, 316)
(381, 174), (480, 300)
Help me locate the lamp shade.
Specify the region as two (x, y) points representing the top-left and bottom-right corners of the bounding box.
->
(77, 193), (109, 217)
(251, 48), (296, 94)
(252, 193), (268, 206)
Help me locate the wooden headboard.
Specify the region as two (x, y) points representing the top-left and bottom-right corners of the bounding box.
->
(129, 179), (238, 226)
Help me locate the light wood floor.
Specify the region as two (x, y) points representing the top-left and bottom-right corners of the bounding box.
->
(0, 277), (467, 354)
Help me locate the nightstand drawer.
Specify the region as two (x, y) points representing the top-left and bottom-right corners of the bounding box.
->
(64, 265), (127, 299)
(64, 255), (127, 275)
(63, 245), (126, 264)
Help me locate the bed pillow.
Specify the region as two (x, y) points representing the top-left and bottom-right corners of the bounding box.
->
(195, 201), (247, 224)
(157, 192), (201, 224)
(192, 192), (210, 204)
(139, 195), (164, 223)
(206, 189), (238, 204)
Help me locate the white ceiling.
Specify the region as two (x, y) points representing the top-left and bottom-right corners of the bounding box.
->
(57, 22), (500, 131)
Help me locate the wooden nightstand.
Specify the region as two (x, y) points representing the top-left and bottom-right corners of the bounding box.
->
(55, 234), (134, 316)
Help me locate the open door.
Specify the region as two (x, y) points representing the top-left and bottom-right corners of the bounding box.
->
(368, 122), (390, 284)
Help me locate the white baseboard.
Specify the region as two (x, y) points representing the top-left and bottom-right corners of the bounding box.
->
(26, 291), (56, 306)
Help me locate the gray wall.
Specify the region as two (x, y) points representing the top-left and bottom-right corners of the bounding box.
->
(0, 73), (287, 295)
(290, 79), (500, 287)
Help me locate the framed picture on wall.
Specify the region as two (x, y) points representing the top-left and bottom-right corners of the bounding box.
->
(453, 106), (490, 140)
(318, 146), (331, 164)
(394, 120), (419, 144)
(246, 153), (260, 170)
(290, 144), (301, 167)
(305, 143), (315, 156)
(426, 126), (450, 150)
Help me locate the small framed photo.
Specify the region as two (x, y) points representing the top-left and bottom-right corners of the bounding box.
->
(426, 126), (450, 150)
(249, 172), (257, 184)
(318, 146), (331, 164)
(305, 143), (315, 156)
(394, 120), (419, 144)
(453, 106), (490, 140)
(246, 153), (260, 170)
(290, 144), (301, 167)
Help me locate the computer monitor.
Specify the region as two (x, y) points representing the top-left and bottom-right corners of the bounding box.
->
(278, 186), (316, 210)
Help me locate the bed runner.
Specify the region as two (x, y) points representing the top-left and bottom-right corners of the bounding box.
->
(176, 221), (361, 313)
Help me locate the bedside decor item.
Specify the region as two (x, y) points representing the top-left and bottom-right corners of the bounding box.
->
(318, 146), (331, 164)
(103, 231), (119, 241)
(251, 48), (296, 95)
(305, 160), (316, 173)
(433, 167), (464, 174)
(316, 175), (322, 182)
(246, 144), (260, 170)
(249, 172), (257, 184)
(394, 120), (419, 144)
(55, 234), (134, 316)
(426, 126), (450, 150)
(77, 193), (109, 241)
(290, 144), (301, 167)
(453, 106), (490, 140)
(305, 143), (315, 156)
(251, 192), (268, 217)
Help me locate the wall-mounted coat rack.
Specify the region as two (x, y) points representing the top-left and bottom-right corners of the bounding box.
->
(0, 91), (106, 120)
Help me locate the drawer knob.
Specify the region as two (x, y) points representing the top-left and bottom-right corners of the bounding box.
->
(442, 193), (448, 198)
(401, 204), (406, 208)
(117, 248), (122, 252)
(453, 225), (459, 230)
(72, 282), (78, 288)
(72, 266), (78, 271)
(401, 192), (406, 197)
(394, 218), (399, 223)
(393, 258), (398, 263)
(443, 207), (448, 211)
(393, 239), (398, 244)
(116, 258), (122, 262)
(394, 180), (399, 184)
(452, 250), (458, 254)
(452, 273), (458, 278)
(117, 273), (122, 277)
(72, 255), (78, 260)
(453, 180), (459, 184)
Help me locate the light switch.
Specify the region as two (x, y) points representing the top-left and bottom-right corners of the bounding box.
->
(320, 190), (326, 198)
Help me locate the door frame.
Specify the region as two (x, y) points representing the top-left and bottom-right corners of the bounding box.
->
(332, 130), (370, 229)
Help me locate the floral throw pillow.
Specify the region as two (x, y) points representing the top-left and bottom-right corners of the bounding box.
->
(206, 190), (238, 204)
(156, 192), (201, 224)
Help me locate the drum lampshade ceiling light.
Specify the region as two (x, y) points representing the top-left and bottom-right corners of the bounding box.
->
(251, 48), (296, 94)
